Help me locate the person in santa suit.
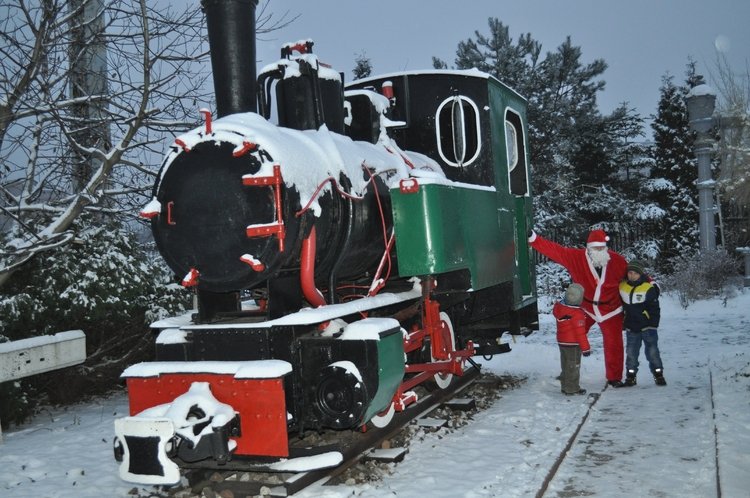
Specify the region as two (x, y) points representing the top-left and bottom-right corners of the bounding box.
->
(529, 228), (628, 387)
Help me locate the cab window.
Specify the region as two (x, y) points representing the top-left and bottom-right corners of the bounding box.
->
(436, 95), (481, 167)
(505, 109), (528, 196)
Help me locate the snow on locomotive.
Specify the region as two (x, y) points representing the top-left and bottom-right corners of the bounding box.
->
(113, 0), (538, 485)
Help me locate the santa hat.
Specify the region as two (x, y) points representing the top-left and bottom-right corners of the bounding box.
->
(586, 229), (610, 247)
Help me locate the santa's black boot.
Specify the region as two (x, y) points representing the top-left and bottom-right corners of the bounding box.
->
(653, 368), (667, 386)
(624, 370), (637, 387)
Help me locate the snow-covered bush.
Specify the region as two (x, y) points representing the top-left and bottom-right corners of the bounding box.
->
(0, 220), (190, 427)
(0, 222), (188, 337)
(534, 262), (574, 313)
(663, 250), (743, 308)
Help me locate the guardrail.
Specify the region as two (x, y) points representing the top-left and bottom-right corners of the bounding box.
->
(0, 330), (86, 443)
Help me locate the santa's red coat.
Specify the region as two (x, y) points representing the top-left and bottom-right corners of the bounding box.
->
(530, 233), (627, 320)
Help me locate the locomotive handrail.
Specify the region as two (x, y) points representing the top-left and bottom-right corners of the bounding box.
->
(199, 108), (213, 135)
(367, 232), (395, 296)
(243, 164), (285, 252)
(294, 170), (372, 217)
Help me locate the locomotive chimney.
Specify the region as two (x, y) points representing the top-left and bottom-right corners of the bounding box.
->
(201, 0), (259, 117)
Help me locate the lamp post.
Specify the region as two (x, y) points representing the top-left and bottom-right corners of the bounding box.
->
(685, 80), (717, 252)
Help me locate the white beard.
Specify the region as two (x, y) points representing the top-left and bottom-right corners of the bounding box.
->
(587, 248), (611, 268)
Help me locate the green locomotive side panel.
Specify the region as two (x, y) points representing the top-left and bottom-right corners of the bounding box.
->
(391, 182), (515, 290)
(363, 328), (405, 421)
(487, 80), (537, 303)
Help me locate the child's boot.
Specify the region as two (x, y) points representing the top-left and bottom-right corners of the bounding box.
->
(653, 368), (667, 386)
(624, 369), (637, 387)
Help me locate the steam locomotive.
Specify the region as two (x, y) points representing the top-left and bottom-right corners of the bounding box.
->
(113, 0), (538, 485)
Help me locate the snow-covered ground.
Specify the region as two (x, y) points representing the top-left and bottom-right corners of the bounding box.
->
(1, 291), (748, 498)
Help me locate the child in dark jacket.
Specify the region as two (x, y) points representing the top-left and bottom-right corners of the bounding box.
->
(619, 260), (666, 386)
(554, 283), (591, 395)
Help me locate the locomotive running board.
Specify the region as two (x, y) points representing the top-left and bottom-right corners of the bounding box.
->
(187, 281), (423, 330)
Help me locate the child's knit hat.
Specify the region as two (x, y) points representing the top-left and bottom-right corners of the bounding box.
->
(565, 283), (584, 306)
(627, 260), (646, 275)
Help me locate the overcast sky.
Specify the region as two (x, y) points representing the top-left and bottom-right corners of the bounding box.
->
(257, 0), (749, 131)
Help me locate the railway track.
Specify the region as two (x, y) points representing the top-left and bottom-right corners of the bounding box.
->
(532, 367), (723, 498)
(533, 384), (607, 498)
(163, 365), (484, 498)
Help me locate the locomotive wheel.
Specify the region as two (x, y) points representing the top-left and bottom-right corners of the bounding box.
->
(432, 311), (456, 389)
(316, 363), (368, 429)
(370, 402), (395, 428)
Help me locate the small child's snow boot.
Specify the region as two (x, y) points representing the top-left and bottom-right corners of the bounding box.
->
(624, 370), (637, 387)
(653, 368), (667, 386)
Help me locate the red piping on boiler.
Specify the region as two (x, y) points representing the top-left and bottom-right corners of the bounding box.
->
(301, 226), (326, 307)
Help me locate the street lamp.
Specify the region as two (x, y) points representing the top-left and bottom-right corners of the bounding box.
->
(685, 79), (717, 252)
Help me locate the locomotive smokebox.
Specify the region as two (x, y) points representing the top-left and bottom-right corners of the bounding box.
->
(201, 0), (259, 116)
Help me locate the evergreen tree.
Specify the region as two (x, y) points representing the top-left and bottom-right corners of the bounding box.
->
(352, 51), (373, 80)
(453, 19), (541, 92)
(530, 36), (605, 178)
(649, 69), (700, 269)
(432, 56), (448, 69)
(570, 105), (653, 227)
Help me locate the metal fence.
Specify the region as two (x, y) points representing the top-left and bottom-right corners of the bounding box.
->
(531, 224), (654, 265)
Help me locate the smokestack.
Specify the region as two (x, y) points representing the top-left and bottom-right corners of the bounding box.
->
(201, 0), (259, 117)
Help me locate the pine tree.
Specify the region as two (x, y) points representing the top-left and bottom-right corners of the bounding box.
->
(649, 70), (700, 269)
(570, 105), (653, 228)
(352, 51), (372, 80)
(432, 57), (448, 69)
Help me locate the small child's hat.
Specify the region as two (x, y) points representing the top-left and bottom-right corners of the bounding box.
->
(565, 283), (584, 306)
(627, 260), (646, 274)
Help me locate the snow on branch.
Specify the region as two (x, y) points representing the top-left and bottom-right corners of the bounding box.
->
(0, 0), (212, 289)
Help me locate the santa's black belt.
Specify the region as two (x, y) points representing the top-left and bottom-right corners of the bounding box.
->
(585, 298), (611, 305)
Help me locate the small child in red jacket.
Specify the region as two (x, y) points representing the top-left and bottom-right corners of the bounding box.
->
(554, 283), (591, 395)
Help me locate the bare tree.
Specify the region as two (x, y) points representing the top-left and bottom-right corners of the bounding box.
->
(711, 53), (750, 204)
(0, 0), (210, 288)
(0, 0), (296, 289)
